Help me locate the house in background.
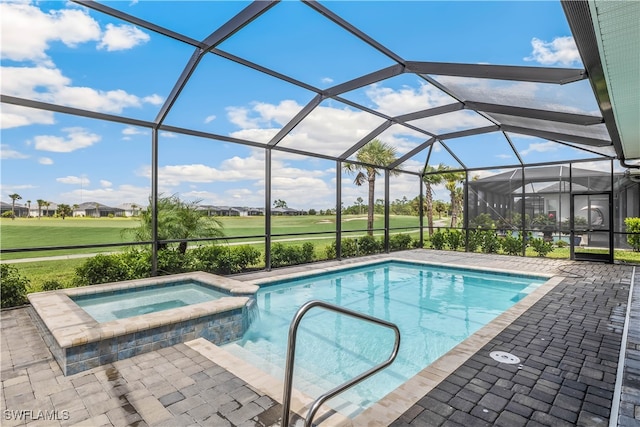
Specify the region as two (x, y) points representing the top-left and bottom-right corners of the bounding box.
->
(0, 201), (29, 217)
(73, 202), (124, 218)
(116, 203), (143, 217)
(198, 206), (265, 217)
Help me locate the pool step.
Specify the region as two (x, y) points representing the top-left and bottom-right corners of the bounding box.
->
(222, 342), (366, 417)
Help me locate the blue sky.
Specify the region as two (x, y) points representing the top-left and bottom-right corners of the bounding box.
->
(0, 0), (614, 210)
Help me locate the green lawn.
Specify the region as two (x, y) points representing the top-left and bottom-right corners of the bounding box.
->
(0, 215), (421, 259)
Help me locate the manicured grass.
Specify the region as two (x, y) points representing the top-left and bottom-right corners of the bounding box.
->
(16, 258), (88, 294)
(0, 215), (420, 259)
(0, 217), (138, 257)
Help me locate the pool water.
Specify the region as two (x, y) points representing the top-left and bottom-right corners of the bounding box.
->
(223, 261), (545, 415)
(73, 281), (227, 322)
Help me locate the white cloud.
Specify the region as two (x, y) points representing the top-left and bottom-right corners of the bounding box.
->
(56, 175), (90, 185)
(160, 132), (177, 138)
(0, 144), (29, 159)
(100, 180), (113, 188)
(98, 24), (150, 52)
(520, 141), (559, 156)
(60, 184), (149, 206)
(525, 36), (580, 66)
(122, 126), (145, 135)
(204, 115), (217, 124)
(31, 127), (100, 152)
(0, 2), (101, 66)
(143, 94), (163, 105)
(321, 77), (334, 84)
(1, 66), (165, 117)
(365, 81), (454, 116)
(0, 104), (56, 129)
(39, 157), (53, 165)
(496, 154), (513, 159)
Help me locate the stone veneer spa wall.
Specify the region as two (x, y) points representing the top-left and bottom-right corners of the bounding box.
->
(28, 272), (258, 376)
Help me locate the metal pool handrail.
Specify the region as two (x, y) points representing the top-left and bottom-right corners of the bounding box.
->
(281, 300), (401, 427)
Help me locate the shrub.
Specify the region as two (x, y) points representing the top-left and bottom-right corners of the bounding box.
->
(358, 235), (383, 255)
(301, 242), (315, 262)
(41, 280), (65, 291)
(467, 229), (483, 252)
(1, 264), (29, 308)
(270, 243), (315, 268)
(501, 233), (523, 256)
(232, 245), (261, 271)
(445, 229), (464, 251)
(431, 230), (447, 250)
(73, 254), (130, 286)
(480, 230), (501, 253)
(2, 211), (15, 218)
(625, 217), (640, 251)
(341, 238), (358, 257)
(556, 240), (567, 248)
(119, 249), (152, 279)
(157, 249), (191, 274)
(196, 244), (262, 274)
(389, 234), (413, 251)
(530, 237), (554, 257)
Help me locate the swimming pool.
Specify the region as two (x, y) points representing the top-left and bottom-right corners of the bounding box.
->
(223, 260), (546, 416)
(73, 280), (228, 322)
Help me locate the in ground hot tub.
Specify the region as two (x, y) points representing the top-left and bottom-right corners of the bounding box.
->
(28, 272), (258, 375)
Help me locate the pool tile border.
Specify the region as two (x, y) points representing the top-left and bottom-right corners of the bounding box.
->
(28, 271), (258, 375)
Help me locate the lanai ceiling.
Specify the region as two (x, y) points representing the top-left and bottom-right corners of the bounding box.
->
(2, 0), (638, 177)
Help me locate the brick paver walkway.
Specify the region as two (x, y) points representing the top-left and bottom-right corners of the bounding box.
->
(389, 254), (638, 427)
(1, 308), (281, 426)
(1, 251), (638, 426)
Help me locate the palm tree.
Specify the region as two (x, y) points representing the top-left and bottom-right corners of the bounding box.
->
(444, 171), (465, 228)
(26, 200), (31, 218)
(57, 204), (72, 219)
(8, 193), (21, 219)
(44, 201), (51, 217)
(343, 139), (398, 235)
(127, 194), (225, 254)
(422, 164), (448, 236)
(36, 199), (45, 219)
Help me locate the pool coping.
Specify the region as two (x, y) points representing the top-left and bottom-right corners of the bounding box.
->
(191, 256), (562, 426)
(28, 271), (258, 349)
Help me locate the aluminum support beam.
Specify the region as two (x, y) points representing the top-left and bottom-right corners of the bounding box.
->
(151, 128), (159, 276)
(324, 65), (405, 97)
(501, 125), (612, 147)
(336, 161), (342, 260)
(303, 0), (405, 64)
(384, 170), (390, 253)
(389, 138), (436, 169)
(406, 61), (587, 84)
(339, 121), (393, 160)
(466, 101), (604, 125)
(268, 94), (324, 146)
(437, 125), (500, 140)
(394, 103), (463, 123)
(265, 149), (272, 270)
